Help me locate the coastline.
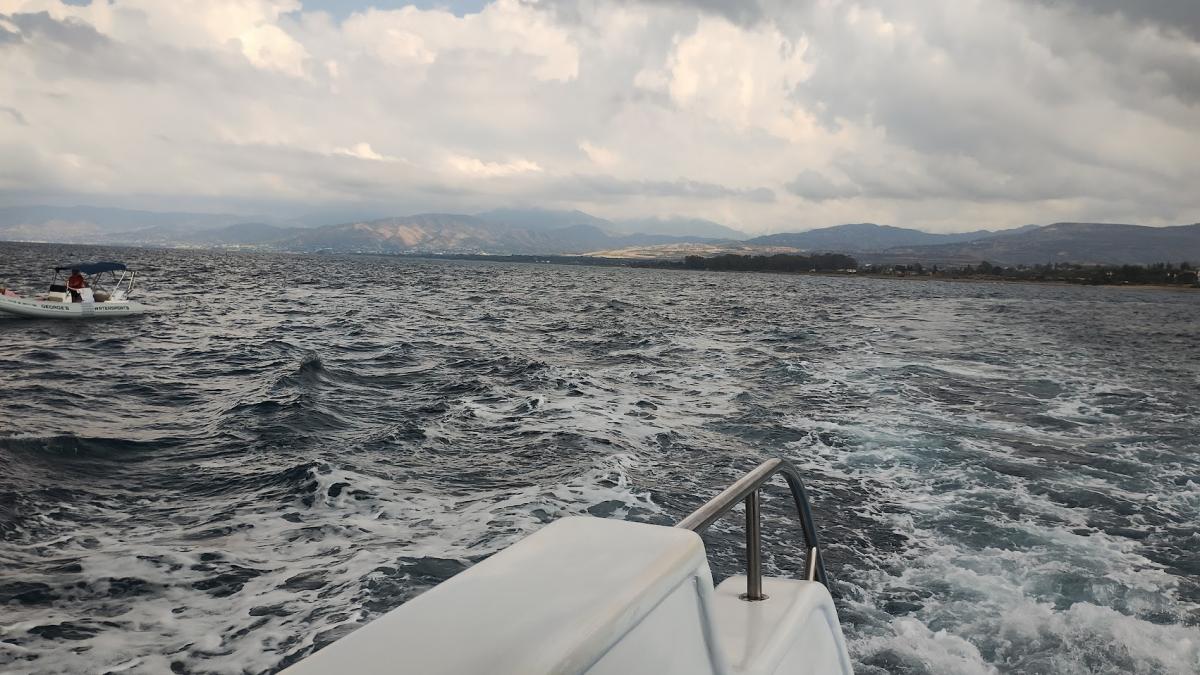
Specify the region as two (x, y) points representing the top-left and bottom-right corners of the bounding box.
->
(840, 272), (1200, 292)
(2, 239), (1196, 292)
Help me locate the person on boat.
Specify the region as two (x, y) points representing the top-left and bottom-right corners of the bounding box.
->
(67, 269), (87, 302)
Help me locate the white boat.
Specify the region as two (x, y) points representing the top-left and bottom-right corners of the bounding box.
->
(281, 459), (854, 675)
(0, 262), (149, 319)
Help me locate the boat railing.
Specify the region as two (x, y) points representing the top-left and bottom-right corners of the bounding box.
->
(676, 458), (829, 600)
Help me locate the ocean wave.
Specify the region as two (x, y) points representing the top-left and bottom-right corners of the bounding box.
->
(0, 242), (1197, 673)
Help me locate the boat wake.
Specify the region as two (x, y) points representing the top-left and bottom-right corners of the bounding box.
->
(0, 242), (1197, 674)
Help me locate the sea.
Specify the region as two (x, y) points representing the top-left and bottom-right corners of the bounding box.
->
(1, 241), (1198, 674)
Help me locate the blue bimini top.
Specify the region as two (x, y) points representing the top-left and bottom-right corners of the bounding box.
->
(54, 262), (128, 274)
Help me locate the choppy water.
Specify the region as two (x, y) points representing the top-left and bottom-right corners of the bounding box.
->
(1, 241), (1198, 674)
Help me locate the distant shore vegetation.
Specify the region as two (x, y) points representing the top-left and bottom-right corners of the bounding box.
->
(637, 254), (1199, 287)
(398, 252), (1199, 287)
(867, 261), (1200, 287)
(674, 253), (858, 273)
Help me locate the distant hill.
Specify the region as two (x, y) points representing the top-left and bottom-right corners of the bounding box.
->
(0, 205), (742, 250)
(0, 205), (249, 242)
(595, 222), (1200, 265)
(747, 223), (1032, 251)
(103, 222), (305, 246)
(190, 223), (305, 245)
(4, 205), (1194, 264)
(281, 214), (491, 251)
(275, 213), (709, 254)
(475, 209), (747, 240)
(875, 222), (1200, 265)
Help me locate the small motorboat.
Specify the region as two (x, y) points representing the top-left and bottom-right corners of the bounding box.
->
(0, 262), (150, 319)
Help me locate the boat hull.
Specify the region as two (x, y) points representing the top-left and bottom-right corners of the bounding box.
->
(0, 295), (148, 319)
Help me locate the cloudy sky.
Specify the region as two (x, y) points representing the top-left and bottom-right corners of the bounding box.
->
(0, 0), (1197, 233)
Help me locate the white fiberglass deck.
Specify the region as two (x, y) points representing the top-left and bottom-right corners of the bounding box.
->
(0, 294), (148, 318)
(280, 517), (852, 675)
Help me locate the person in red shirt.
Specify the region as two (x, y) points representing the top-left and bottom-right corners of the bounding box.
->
(67, 268), (87, 302)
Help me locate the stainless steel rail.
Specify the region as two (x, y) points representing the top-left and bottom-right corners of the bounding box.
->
(676, 458), (829, 600)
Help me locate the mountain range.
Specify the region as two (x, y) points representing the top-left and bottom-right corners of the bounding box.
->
(269, 213), (712, 254)
(758, 221), (1200, 266)
(1, 205), (1197, 266)
(864, 222), (1200, 266)
(744, 222), (1039, 251)
(0, 206), (733, 254)
(0, 205), (249, 242)
(599, 221), (1200, 265)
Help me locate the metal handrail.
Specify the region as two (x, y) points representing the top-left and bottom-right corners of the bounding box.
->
(676, 458), (829, 600)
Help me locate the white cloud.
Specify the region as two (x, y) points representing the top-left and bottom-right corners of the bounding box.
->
(446, 154), (543, 177)
(656, 16), (816, 141)
(334, 142), (394, 161)
(341, 10), (437, 67)
(0, 0), (1196, 232)
(578, 140), (618, 167)
(340, 0), (577, 80)
(116, 0), (310, 76)
(237, 22), (309, 77)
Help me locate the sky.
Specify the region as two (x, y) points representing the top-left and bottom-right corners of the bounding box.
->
(0, 0), (1197, 234)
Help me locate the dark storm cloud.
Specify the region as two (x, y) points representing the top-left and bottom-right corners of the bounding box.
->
(831, 151), (1180, 206)
(4, 11), (314, 98)
(621, 0), (765, 25)
(0, 107), (27, 126)
(0, 23), (23, 45)
(9, 11), (108, 49)
(1025, 0), (1200, 39)
(776, 0), (1200, 211)
(1022, 3), (1200, 105)
(7, 11), (162, 82)
(541, 0), (773, 26)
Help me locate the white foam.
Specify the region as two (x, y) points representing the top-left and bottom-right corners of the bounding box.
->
(770, 313), (1200, 674)
(0, 452), (664, 674)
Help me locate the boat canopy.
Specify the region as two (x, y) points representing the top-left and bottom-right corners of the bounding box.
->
(54, 262), (128, 274)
